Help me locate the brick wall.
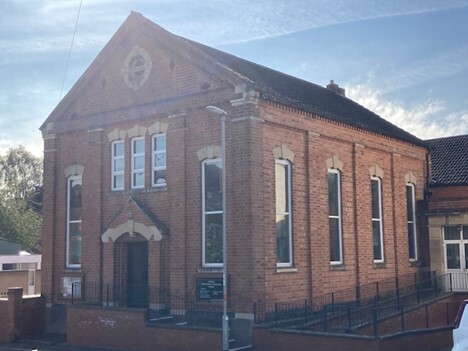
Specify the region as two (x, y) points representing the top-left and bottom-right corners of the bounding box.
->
(0, 288), (45, 343)
(42, 101), (428, 310)
(253, 325), (452, 351)
(428, 185), (468, 212)
(41, 12), (429, 319)
(67, 305), (222, 351)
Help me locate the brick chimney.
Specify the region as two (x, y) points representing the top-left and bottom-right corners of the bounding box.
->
(326, 80), (345, 97)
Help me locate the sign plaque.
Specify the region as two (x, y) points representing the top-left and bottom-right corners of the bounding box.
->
(196, 278), (223, 302)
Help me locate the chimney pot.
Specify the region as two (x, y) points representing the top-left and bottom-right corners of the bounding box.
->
(326, 80), (345, 97)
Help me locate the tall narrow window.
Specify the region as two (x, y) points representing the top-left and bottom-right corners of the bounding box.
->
(67, 176), (82, 268)
(111, 140), (124, 190)
(132, 137), (145, 189)
(152, 133), (166, 187)
(328, 169), (343, 264)
(276, 160), (292, 267)
(406, 183), (418, 261)
(371, 177), (384, 262)
(202, 159), (223, 267)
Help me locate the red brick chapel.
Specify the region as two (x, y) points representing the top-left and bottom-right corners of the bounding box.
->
(40, 11), (429, 344)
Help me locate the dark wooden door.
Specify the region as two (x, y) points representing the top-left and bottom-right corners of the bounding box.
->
(126, 242), (148, 307)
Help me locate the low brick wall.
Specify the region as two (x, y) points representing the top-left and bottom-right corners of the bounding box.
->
(253, 326), (453, 351)
(67, 305), (222, 351)
(252, 294), (468, 351)
(253, 327), (377, 351)
(0, 288), (45, 343)
(378, 327), (453, 351)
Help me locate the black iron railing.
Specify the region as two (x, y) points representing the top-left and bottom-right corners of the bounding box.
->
(69, 281), (226, 327)
(253, 271), (456, 330)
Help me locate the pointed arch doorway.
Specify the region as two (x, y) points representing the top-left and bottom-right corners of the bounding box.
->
(101, 197), (167, 308)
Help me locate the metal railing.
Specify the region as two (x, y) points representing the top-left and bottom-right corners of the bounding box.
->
(253, 271), (455, 329)
(70, 281), (226, 328)
(68, 272), (465, 334)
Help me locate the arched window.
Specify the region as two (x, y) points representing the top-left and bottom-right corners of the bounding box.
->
(276, 159), (292, 267)
(328, 169), (343, 264)
(67, 175), (82, 268)
(371, 176), (384, 262)
(111, 140), (125, 190)
(152, 133), (166, 187)
(406, 183), (418, 261)
(202, 158), (223, 267)
(131, 137), (145, 189)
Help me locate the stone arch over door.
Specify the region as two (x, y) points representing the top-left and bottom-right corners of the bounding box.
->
(101, 197), (168, 308)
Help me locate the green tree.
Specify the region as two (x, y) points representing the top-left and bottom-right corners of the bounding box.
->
(0, 146), (43, 253)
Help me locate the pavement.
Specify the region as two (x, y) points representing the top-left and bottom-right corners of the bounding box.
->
(0, 335), (116, 351)
(0, 334), (454, 351)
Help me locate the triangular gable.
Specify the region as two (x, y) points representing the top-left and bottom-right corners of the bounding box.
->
(41, 11), (246, 133)
(101, 196), (168, 243)
(41, 11), (425, 148)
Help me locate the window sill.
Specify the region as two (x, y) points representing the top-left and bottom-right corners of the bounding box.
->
(110, 187), (167, 195)
(276, 267), (298, 274)
(373, 262), (387, 269)
(410, 260), (421, 267)
(63, 268), (82, 272)
(198, 267), (223, 274)
(329, 264), (347, 271)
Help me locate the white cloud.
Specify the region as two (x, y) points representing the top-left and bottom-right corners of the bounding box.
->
(377, 46), (468, 95)
(347, 84), (468, 140)
(160, 0), (468, 45)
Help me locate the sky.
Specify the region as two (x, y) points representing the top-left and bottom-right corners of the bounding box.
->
(1, 0), (468, 157)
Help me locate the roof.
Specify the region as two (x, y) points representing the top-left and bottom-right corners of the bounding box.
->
(0, 238), (21, 255)
(427, 134), (468, 185)
(184, 38), (426, 147)
(42, 12), (426, 148)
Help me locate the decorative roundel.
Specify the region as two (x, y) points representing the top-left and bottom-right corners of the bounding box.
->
(121, 46), (152, 90)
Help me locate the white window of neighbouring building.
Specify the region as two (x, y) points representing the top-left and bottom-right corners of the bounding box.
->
(328, 169), (343, 265)
(406, 183), (418, 261)
(202, 159), (223, 267)
(111, 140), (124, 190)
(152, 133), (166, 187)
(67, 176), (82, 268)
(371, 177), (384, 262)
(131, 137), (145, 189)
(276, 159), (292, 267)
(444, 226), (468, 284)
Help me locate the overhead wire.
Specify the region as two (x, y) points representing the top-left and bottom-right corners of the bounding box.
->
(59, 0), (83, 101)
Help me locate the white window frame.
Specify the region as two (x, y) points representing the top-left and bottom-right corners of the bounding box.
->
(407, 183), (418, 261)
(371, 177), (384, 263)
(276, 159), (293, 268)
(202, 158), (223, 268)
(111, 140), (125, 191)
(328, 169), (343, 265)
(67, 175), (82, 269)
(152, 133), (166, 187)
(131, 137), (145, 189)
